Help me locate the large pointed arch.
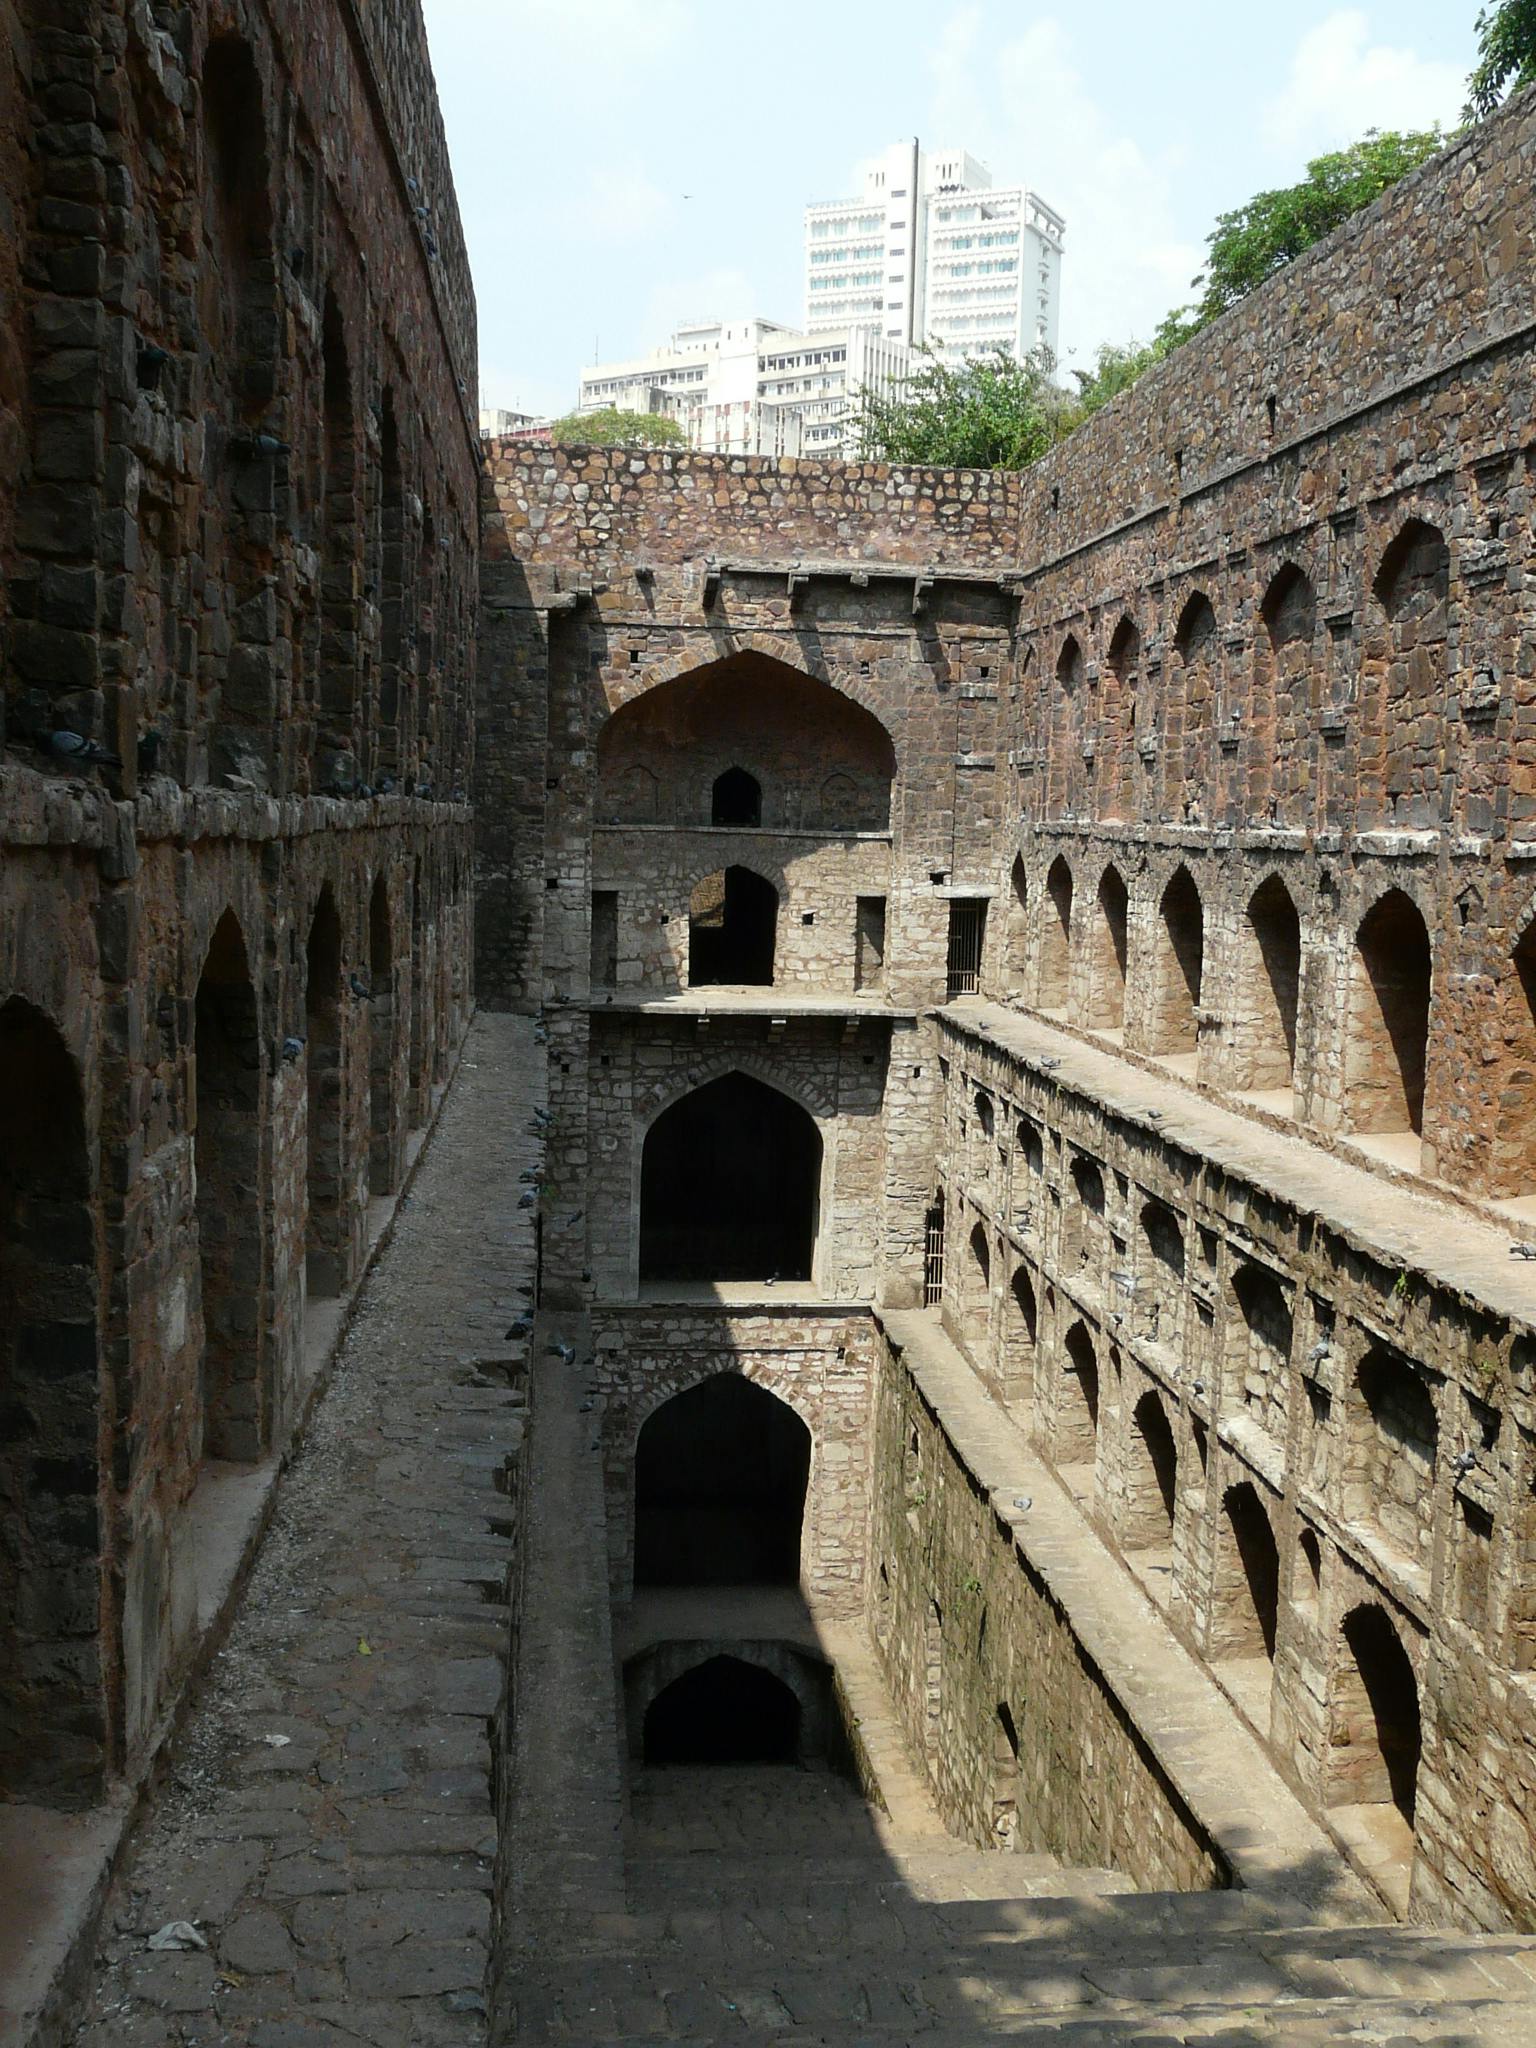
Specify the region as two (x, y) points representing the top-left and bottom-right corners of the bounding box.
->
(595, 649), (896, 831)
(639, 1070), (823, 1286)
(633, 1373), (812, 1587)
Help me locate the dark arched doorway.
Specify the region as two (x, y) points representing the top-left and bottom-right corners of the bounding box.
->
(635, 1374), (811, 1586)
(0, 998), (106, 1804)
(688, 867), (777, 986)
(643, 1655), (800, 1763)
(195, 910), (262, 1460)
(711, 766), (761, 826)
(640, 1072), (820, 1284)
(305, 885), (344, 1297)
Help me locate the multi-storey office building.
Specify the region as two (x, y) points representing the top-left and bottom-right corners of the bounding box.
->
(804, 139), (1064, 362)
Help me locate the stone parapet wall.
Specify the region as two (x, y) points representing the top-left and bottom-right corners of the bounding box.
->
(868, 1325), (1228, 1891)
(933, 1003), (1536, 1929)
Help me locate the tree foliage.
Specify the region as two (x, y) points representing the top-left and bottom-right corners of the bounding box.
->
(549, 407), (687, 450)
(1168, 129), (1445, 334)
(855, 347), (1077, 469)
(1466, 0), (1536, 116)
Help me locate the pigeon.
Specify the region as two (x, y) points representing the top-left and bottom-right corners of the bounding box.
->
(1012, 1496), (1033, 1512)
(136, 341), (171, 388)
(578, 1400), (595, 1414)
(376, 775), (396, 795)
(518, 1169), (541, 1184)
(505, 1315), (533, 1339)
(515, 1281), (535, 1296)
(232, 430), (290, 460)
(1511, 1242), (1536, 1261)
(558, 1210), (583, 1229)
(1452, 1449), (1478, 1476)
(41, 729), (121, 768)
(1307, 1338), (1332, 1361)
(517, 1191), (536, 1210)
(547, 1341), (576, 1365)
(348, 973), (373, 1001)
(280, 1036), (306, 1063)
(1038, 1056), (1061, 1072)
(531, 1107), (552, 1126)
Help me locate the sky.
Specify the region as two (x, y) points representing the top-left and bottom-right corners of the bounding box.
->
(420, 1), (1480, 419)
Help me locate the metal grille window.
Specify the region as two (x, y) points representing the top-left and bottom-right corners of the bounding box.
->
(923, 1195), (946, 1307)
(946, 898), (987, 999)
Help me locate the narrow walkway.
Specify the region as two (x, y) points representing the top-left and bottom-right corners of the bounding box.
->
(68, 1014), (540, 2048)
(944, 999), (1536, 1326)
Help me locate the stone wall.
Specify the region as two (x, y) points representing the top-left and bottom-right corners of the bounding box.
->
(867, 1326), (1227, 1891)
(0, 0), (477, 1814)
(591, 1305), (877, 1616)
(931, 1005), (1536, 1929)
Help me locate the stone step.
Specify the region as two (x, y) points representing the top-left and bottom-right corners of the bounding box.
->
(509, 1913), (1536, 2041)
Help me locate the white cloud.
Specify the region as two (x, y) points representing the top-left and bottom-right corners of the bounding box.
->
(1263, 10), (1462, 152)
(927, 13), (1202, 368)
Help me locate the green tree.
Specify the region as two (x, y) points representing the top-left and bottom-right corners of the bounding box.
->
(1071, 338), (1172, 416)
(855, 347), (1076, 470)
(1466, 0), (1536, 116)
(549, 407), (688, 450)
(1167, 129), (1445, 335)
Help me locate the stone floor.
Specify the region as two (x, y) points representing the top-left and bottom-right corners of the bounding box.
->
(66, 1014), (541, 2048)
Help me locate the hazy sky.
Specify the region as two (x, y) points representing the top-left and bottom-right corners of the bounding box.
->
(421, 1), (1479, 418)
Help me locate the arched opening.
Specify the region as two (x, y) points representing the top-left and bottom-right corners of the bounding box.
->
(1125, 1390), (1178, 1553)
(1233, 877), (1300, 1098)
(596, 653), (895, 831)
(688, 867), (777, 986)
(634, 1375), (811, 1586)
(1058, 1321), (1100, 1467)
(1219, 1483), (1280, 1661)
(640, 1073), (821, 1284)
(1374, 520), (1449, 830)
(1006, 1265), (1038, 1404)
(1346, 1348), (1437, 1561)
(1257, 565), (1315, 824)
(1229, 1262), (1293, 1443)
(1040, 856), (1073, 1009)
(1088, 865), (1128, 1033)
(1136, 1201), (1184, 1350)
(1106, 616), (1140, 820)
(961, 1220), (991, 1355)
(305, 885), (345, 1299)
(316, 290), (358, 785)
(0, 1000), (106, 1805)
(1298, 1528), (1324, 1608)
(1150, 866), (1203, 1058)
(1005, 855), (1029, 989)
(1063, 1155), (1104, 1274)
(376, 392), (406, 780)
(1170, 593), (1217, 818)
(1492, 920), (1536, 1198)
(368, 875), (396, 1196)
(1348, 890), (1432, 1142)
(194, 912), (263, 1460)
(711, 766), (761, 827)
(643, 1656), (800, 1764)
(407, 857), (428, 1127)
(1332, 1604), (1422, 1831)
(1055, 634), (1087, 812)
(991, 1702), (1022, 1850)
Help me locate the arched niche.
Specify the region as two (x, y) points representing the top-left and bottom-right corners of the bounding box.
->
(639, 1072), (822, 1286)
(194, 911), (263, 1460)
(0, 997), (107, 1804)
(595, 652), (895, 831)
(633, 1374), (812, 1587)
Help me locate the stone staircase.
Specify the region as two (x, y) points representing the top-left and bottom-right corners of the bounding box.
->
(502, 1763), (1536, 2045)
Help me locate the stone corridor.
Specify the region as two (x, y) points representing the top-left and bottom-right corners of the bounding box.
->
(66, 1016), (540, 2048)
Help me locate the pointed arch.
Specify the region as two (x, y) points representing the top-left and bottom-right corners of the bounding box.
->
(0, 997), (106, 1803)
(368, 874), (398, 1195)
(712, 765), (761, 827)
(1058, 1320), (1100, 1466)
(1169, 592), (1217, 819)
(634, 1374), (811, 1588)
(1232, 875), (1301, 1097)
(1105, 615), (1140, 819)
(688, 866), (777, 986)
(639, 1071), (822, 1284)
(1373, 519), (1449, 829)
(1041, 855), (1073, 1010)
(304, 884), (345, 1298)
(316, 289), (359, 782)
(194, 911), (264, 1459)
(1256, 564), (1316, 824)
(1088, 863), (1128, 1033)
(1347, 888), (1432, 1140)
(1149, 865), (1203, 1058)
(1004, 854), (1029, 988)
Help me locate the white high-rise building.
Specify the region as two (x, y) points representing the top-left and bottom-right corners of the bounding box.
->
(804, 142), (1064, 366)
(577, 318), (909, 459)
